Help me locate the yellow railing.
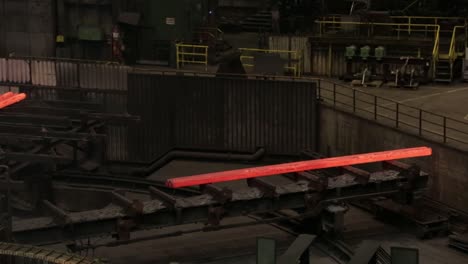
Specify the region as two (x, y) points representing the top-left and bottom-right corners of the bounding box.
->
(432, 26), (441, 78)
(316, 20), (440, 39)
(239, 48), (303, 77)
(448, 26), (466, 63)
(176, 43), (209, 70)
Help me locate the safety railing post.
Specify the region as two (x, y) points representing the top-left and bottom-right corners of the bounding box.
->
(353, 89), (356, 113)
(317, 80), (321, 99)
(333, 83), (336, 108)
(396, 103), (400, 128)
(419, 109), (423, 136)
(176, 44), (180, 69)
(443, 117), (447, 143)
(374, 96), (377, 120)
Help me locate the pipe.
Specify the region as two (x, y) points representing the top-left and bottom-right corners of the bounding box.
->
(135, 148), (266, 176)
(166, 147), (432, 188)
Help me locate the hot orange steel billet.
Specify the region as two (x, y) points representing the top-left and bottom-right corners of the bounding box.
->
(0, 93), (27, 109)
(166, 147), (432, 188)
(0, 92), (15, 102)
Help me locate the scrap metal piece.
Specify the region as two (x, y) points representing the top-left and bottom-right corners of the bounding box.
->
(201, 184), (232, 203)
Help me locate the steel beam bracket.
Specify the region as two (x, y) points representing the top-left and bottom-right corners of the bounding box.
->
(206, 206), (226, 227)
(115, 218), (137, 241)
(247, 178), (279, 198)
(341, 166), (370, 184)
(42, 200), (72, 223)
(201, 184), (233, 204)
(111, 191), (144, 216)
(149, 187), (179, 208)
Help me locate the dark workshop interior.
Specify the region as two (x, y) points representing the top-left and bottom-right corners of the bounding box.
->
(1, 0), (468, 263)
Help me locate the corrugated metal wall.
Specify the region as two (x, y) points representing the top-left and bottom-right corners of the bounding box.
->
(0, 57), (129, 89)
(269, 36), (311, 73)
(128, 73), (318, 163)
(0, 58), (30, 83)
(127, 74), (174, 163)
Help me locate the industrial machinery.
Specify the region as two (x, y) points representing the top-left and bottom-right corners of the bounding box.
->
(389, 57), (421, 89)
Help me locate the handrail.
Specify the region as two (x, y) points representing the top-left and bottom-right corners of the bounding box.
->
(448, 26), (465, 64)
(316, 20), (440, 37)
(176, 43), (209, 71)
(432, 26), (441, 78)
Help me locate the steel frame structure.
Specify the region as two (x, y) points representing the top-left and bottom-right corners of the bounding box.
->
(9, 157), (428, 246)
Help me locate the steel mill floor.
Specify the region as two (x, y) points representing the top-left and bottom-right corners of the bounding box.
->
(45, 160), (468, 264)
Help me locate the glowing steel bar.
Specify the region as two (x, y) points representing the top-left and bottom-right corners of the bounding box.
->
(166, 147), (432, 188)
(0, 93), (26, 109)
(0, 92), (14, 102)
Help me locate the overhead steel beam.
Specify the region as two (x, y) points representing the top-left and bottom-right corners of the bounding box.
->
(2, 106), (139, 124)
(166, 147), (432, 188)
(2, 152), (74, 164)
(0, 114), (72, 128)
(0, 125), (105, 141)
(2, 106), (89, 118)
(42, 100), (103, 111)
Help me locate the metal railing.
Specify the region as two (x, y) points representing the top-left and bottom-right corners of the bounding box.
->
(317, 80), (468, 149)
(316, 20), (440, 40)
(448, 26), (466, 62)
(390, 16), (466, 33)
(175, 43), (209, 71)
(239, 48), (303, 77)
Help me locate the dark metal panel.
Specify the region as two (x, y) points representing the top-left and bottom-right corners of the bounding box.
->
(127, 74), (173, 163)
(56, 61), (78, 88)
(127, 73), (318, 163)
(174, 76), (225, 150)
(224, 78), (316, 154)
